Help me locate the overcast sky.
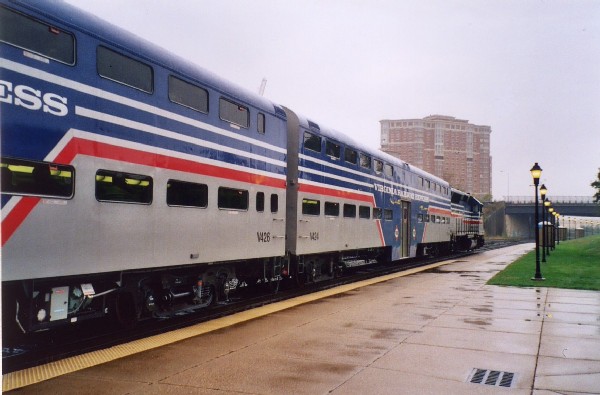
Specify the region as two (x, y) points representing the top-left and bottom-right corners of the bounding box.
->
(66, 0), (600, 199)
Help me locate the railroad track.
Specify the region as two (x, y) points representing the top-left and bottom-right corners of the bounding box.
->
(2, 240), (522, 374)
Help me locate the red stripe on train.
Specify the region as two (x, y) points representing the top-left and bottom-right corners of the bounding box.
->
(2, 137), (286, 246)
(298, 182), (374, 204)
(297, 182), (385, 246)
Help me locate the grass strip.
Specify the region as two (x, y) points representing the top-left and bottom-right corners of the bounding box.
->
(487, 234), (600, 290)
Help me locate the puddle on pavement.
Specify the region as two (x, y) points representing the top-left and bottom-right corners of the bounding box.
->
(471, 307), (493, 313)
(463, 318), (492, 326)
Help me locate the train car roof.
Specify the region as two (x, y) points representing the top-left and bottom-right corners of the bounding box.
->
(7, 0), (285, 118)
(451, 188), (483, 206)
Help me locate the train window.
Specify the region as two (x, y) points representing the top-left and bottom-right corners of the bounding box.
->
(302, 198), (320, 216)
(343, 204), (356, 218)
(0, 158), (74, 198)
(425, 214), (430, 222)
(384, 209), (393, 220)
(374, 160), (383, 174)
(97, 46), (153, 93)
(96, 170), (152, 204)
(345, 148), (357, 165)
(167, 180), (208, 208)
(258, 113), (265, 134)
(325, 141), (341, 159)
(270, 194), (278, 213)
(417, 214), (424, 223)
(0, 7), (75, 65)
(324, 202), (339, 217)
(219, 98), (249, 128)
(373, 208), (383, 220)
(303, 132), (321, 153)
(168, 75), (208, 113)
(359, 153), (371, 170)
(384, 164), (393, 177)
(359, 206), (370, 219)
(218, 187), (248, 210)
(256, 192), (265, 212)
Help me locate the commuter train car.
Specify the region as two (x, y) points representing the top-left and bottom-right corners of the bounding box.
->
(0, 0), (484, 334)
(0, 0), (288, 332)
(450, 188), (485, 251)
(283, 108), (456, 282)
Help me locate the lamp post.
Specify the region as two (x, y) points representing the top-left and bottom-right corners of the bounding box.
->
(556, 213), (560, 245)
(540, 184), (547, 262)
(548, 207), (555, 254)
(530, 163), (544, 281)
(545, 200), (552, 256)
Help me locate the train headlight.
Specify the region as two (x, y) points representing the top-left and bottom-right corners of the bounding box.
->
(37, 308), (47, 322)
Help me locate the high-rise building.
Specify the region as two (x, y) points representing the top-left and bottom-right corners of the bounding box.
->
(380, 115), (492, 199)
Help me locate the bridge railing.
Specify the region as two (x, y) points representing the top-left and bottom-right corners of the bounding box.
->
(504, 196), (597, 204)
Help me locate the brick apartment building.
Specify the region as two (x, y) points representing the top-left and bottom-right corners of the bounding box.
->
(380, 115), (492, 199)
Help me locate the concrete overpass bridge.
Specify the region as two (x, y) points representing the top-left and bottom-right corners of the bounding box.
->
(485, 196), (600, 239)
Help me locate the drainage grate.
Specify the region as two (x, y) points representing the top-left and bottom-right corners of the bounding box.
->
(468, 368), (515, 388)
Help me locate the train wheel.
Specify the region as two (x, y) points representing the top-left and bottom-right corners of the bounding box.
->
(114, 291), (138, 329)
(202, 285), (216, 306)
(268, 276), (280, 293)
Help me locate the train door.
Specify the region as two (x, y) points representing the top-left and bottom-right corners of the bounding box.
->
(401, 201), (410, 257)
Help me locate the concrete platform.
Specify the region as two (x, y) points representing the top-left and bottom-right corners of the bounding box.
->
(8, 244), (600, 394)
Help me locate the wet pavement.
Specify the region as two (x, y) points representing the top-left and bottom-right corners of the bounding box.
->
(9, 243), (600, 394)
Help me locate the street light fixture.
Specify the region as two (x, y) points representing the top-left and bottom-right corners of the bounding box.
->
(530, 163), (544, 281)
(540, 184), (547, 263)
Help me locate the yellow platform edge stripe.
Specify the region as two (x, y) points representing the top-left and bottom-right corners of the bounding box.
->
(2, 260), (449, 391)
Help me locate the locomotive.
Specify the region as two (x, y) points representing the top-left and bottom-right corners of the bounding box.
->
(0, 0), (484, 334)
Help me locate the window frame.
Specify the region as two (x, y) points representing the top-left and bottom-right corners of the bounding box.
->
(0, 6), (76, 65)
(256, 191), (265, 212)
(303, 131), (322, 153)
(384, 209), (393, 220)
(359, 205), (371, 219)
(302, 198), (321, 216)
(270, 193), (278, 213)
(343, 204), (357, 218)
(359, 153), (371, 170)
(168, 75), (209, 114)
(0, 157), (75, 199)
(95, 169), (153, 205)
(325, 140), (341, 160)
(384, 163), (394, 177)
(97, 46), (153, 93)
(166, 179), (208, 208)
(374, 159), (384, 174)
(218, 186), (249, 211)
(344, 147), (358, 165)
(257, 112), (266, 134)
(219, 97), (249, 129)
(324, 201), (340, 217)
(373, 208), (383, 220)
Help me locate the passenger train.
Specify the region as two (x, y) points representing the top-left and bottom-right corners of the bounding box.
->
(0, 0), (484, 333)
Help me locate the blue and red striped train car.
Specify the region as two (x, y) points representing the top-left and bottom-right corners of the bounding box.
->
(1, 0), (483, 333)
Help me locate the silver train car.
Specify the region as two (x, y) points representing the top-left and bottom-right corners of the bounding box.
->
(0, 0), (484, 334)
